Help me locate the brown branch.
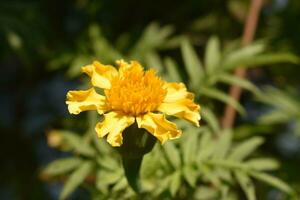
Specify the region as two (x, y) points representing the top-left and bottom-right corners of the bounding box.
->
(221, 0), (264, 129)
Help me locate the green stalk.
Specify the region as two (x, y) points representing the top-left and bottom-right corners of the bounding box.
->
(117, 123), (156, 193)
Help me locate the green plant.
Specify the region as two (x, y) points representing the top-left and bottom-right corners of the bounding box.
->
(42, 25), (299, 200)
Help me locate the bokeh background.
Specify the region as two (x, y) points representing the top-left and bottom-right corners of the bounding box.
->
(1, 0), (300, 199)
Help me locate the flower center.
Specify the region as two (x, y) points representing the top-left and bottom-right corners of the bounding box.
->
(105, 64), (166, 116)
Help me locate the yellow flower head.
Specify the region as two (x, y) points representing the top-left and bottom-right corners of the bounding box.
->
(66, 60), (201, 147)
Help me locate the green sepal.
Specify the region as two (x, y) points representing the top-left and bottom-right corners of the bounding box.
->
(117, 122), (156, 193)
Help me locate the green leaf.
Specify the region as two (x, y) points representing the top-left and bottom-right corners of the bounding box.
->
(181, 131), (198, 164)
(199, 164), (221, 186)
(223, 43), (265, 69)
(215, 168), (233, 183)
(220, 185), (230, 200)
(213, 129), (232, 159)
(182, 165), (198, 187)
(164, 57), (182, 82)
(205, 36), (221, 74)
(246, 158), (279, 171)
(206, 159), (248, 170)
(235, 171), (256, 200)
(153, 176), (172, 196)
(201, 106), (220, 133)
(197, 132), (215, 161)
(169, 171), (181, 197)
(96, 168), (122, 189)
(67, 55), (92, 77)
(258, 111), (292, 124)
(194, 186), (219, 200)
(295, 119), (300, 137)
(130, 23), (174, 59)
(217, 74), (261, 96)
(61, 131), (96, 157)
(145, 51), (163, 73)
(96, 168), (123, 193)
(250, 172), (293, 194)
(89, 25), (122, 62)
(96, 156), (119, 171)
(200, 87), (245, 115)
(112, 177), (128, 192)
(258, 87), (300, 113)
(163, 142), (181, 169)
(59, 161), (94, 200)
(42, 157), (83, 176)
(229, 137), (264, 161)
(181, 38), (204, 87)
(226, 53), (299, 70)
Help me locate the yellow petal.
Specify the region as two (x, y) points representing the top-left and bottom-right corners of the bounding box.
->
(136, 113), (182, 144)
(82, 61), (118, 89)
(95, 111), (135, 147)
(158, 82), (201, 126)
(66, 88), (107, 114)
(158, 100), (200, 126)
(116, 59), (143, 76)
(163, 82), (194, 102)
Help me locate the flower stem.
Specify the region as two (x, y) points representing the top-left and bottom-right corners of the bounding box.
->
(117, 122), (156, 193)
(122, 156), (143, 193)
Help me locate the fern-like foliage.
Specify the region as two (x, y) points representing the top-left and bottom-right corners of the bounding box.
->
(41, 24), (299, 200)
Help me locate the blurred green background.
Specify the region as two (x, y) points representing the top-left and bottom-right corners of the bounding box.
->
(1, 0), (300, 199)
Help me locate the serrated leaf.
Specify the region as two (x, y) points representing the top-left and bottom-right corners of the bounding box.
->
(194, 186), (219, 200)
(199, 164), (221, 186)
(217, 74), (261, 95)
(61, 131), (96, 157)
(181, 131), (198, 164)
(42, 157), (83, 176)
(112, 177), (128, 192)
(169, 171), (181, 197)
(258, 110), (292, 124)
(96, 169), (122, 190)
(67, 55), (91, 77)
(226, 53), (299, 70)
(220, 185), (230, 200)
(215, 168), (233, 183)
(213, 129), (232, 159)
(205, 36), (221, 74)
(229, 137), (264, 161)
(130, 23), (173, 59)
(197, 132), (215, 161)
(200, 87), (245, 115)
(59, 161), (94, 200)
(153, 176), (172, 196)
(96, 156), (119, 171)
(89, 25), (122, 62)
(181, 38), (204, 87)
(223, 43), (265, 69)
(145, 51), (163, 73)
(183, 165), (198, 187)
(201, 106), (220, 133)
(250, 172), (293, 194)
(235, 171), (256, 200)
(163, 142), (181, 169)
(164, 57), (182, 82)
(258, 88), (300, 113)
(246, 158), (279, 171)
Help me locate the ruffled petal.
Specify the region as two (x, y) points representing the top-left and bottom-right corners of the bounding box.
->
(163, 82), (194, 102)
(95, 111), (135, 147)
(136, 113), (182, 144)
(158, 82), (201, 126)
(66, 88), (107, 114)
(116, 59), (143, 76)
(82, 61), (118, 89)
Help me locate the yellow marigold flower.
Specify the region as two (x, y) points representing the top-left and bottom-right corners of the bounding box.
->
(66, 60), (201, 147)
